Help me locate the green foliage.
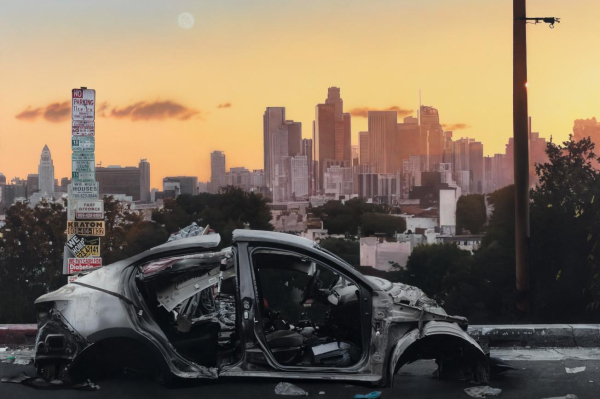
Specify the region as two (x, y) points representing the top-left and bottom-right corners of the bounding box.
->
(529, 136), (600, 319)
(310, 198), (397, 236)
(360, 213), (406, 238)
(152, 186), (273, 246)
(318, 237), (360, 266)
(456, 194), (486, 234)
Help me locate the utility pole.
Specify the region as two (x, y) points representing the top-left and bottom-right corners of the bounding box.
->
(513, 0), (559, 314)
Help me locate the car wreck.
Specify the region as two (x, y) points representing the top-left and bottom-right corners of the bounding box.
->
(34, 230), (490, 386)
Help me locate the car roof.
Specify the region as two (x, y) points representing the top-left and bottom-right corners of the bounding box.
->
(232, 229), (317, 250)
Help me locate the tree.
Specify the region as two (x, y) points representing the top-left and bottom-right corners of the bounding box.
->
(360, 213), (406, 238)
(319, 237), (360, 266)
(0, 200), (67, 323)
(529, 136), (600, 320)
(153, 187), (273, 246)
(310, 198), (395, 236)
(456, 194), (487, 234)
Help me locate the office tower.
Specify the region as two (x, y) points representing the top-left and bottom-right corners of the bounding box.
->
(314, 87), (351, 191)
(96, 166), (141, 200)
(301, 139), (314, 196)
(401, 156), (421, 198)
(396, 116), (420, 170)
(210, 151), (226, 194)
(263, 107), (286, 188)
(357, 173), (399, 204)
(198, 182), (208, 193)
(291, 156), (309, 199)
(285, 120), (302, 157)
(38, 145), (55, 194)
(359, 131), (370, 166)
(419, 106), (444, 171)
(163, 176), (198, 196)
(250, 169), (265, 190)
(139, 159), (151, 201)
(351, 145), (359, 164)
(272, 125), (291, 201)
(368, 110), (398, 173)
(469, 141), (484, 194)
(324, 165), (353, 198)
(27, 174), (39, 198)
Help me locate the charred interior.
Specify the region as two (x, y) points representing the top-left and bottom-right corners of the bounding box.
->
(135, 251), (241, 369)
(251, 250), (363, 368)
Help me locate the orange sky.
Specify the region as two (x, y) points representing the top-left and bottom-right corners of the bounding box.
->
(1, 0), (599, 189)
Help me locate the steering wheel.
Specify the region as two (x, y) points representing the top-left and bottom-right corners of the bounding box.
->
(300, 269), (321, 305)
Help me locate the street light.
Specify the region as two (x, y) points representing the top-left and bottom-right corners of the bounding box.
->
(513, 0), (559, 315)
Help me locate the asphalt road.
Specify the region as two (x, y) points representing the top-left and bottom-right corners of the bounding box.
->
(0, 358), (598, 399)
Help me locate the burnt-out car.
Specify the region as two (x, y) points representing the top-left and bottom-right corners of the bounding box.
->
(34, 230), (489, 386)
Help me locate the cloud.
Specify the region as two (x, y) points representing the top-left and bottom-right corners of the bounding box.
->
(15, 107), (42, 121)
(110, 100), (201, 121)
(15, 99), (200, 123)
(217, 103), (232, 108)
(349, 106), (413, 118)
(43, 102), (70, 123)
(442, 123), (471, 130)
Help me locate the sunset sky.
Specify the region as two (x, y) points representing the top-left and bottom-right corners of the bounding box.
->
(1, 0), (599, 189)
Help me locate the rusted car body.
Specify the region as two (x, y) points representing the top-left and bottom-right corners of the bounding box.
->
(34, 230), (489, 386)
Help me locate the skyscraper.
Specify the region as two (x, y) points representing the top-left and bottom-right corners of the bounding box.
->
(38, 145), (55, 194)
(285, 120), (302, 157)
(396, 116), (420, 171)
(419, 106), (444, 171)
(313, 87), (351, 192)
(96, 165), (142, 200)
(139, 159), (151, 201)
(368, 111), (398, 173)
(359, 131), (370, 166)
(263, 107), (286, 188)
(210, 151), (226, 194)
(301, 138), (314, 195)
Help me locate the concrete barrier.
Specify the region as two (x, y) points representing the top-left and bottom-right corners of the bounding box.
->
(468, 324), (600, 348)
(0, 324), (37, 345)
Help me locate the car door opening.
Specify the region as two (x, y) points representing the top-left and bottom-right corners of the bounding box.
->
(251, 250), (363, 368)
(134, 250), (241, 369)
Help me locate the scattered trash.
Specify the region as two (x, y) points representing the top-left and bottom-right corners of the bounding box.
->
(354, 392), (382, 399)
(565, 367), (586, 374)
(167, 222), (206, 242)
(589, 380), (594, 383)
(464, 386), (502, 398)
(540, 395), (578, 399)
(489, 357), (516, 374)
(0, 348), (7, 352)
(13, 357), (32, 365)
(274, 382), (308, 396)
(2, 355), (15, 364)
(0, 373), (99, 391)
(319, 392), (325, 395)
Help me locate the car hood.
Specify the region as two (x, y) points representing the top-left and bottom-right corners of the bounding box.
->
(365, 276), (440, 309)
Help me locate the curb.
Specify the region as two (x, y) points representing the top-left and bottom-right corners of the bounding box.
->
(468, 324), (600, 348)
(0, 324), (37, 346)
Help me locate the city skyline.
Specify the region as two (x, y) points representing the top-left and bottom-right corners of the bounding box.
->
(2, 1), (600, 187)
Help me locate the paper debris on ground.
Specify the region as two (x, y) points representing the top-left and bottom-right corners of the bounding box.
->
(274, 382), (308, 396)
(565, 367), (586, 374)
(464, 386), (502, 398)
(541, 395), (578, 399)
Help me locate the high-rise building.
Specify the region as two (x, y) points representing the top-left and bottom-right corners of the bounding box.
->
(139, 159), (151, 201)
(38, 145), (55, 194)
(291, 156), (309, 199)
(313, 88), (351, 192)
(469, 141), (484, 194)
(210, 151), (226, 194)
(285, 120), (302, 157)
(300, 139), (313, 196)
(324, 165), (353, 198)
(250, 169), (265, 191)
(227, 167), (251, 191)
(357, 173), (399, 204)
(351, 145), (359, 164)
(359, 131), (370, 166)
(26, 174), (39, 198)
(163, 176), (198, 196)
(272, 125), (291, 202)
(396, 116), (420, 170)
(419, 106), (444, 172)
(263, 107), (286, 188)
(368, 111), (398, 173)
(96, 166), (141, 200)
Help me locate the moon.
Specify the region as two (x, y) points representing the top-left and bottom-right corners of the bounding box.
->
(178, 12), (195, 29)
